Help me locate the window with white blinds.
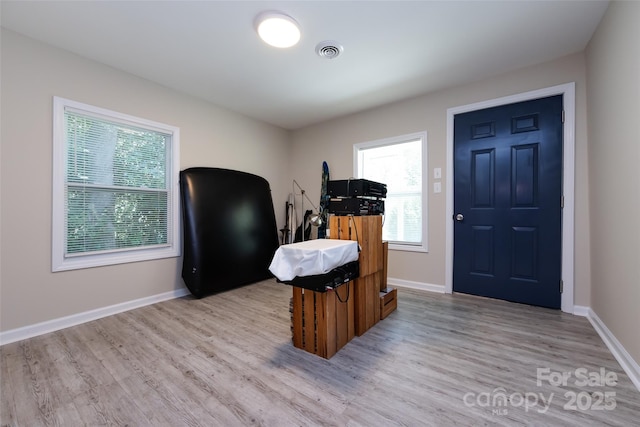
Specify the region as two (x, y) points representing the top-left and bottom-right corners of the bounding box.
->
(354, 132), (428, 252)
(52, 97), (180, 271)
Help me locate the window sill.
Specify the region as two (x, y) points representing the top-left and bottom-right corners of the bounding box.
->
(387, 242), (428, 253)
(52, 246), (180, 272)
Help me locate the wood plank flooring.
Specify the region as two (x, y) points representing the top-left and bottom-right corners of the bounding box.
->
(1, 279), (639, 426)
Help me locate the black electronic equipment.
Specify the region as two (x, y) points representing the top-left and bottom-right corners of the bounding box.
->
(327, 179), (387, 199)
(328, 197), (385, 216)
(278, 261), (359, 293)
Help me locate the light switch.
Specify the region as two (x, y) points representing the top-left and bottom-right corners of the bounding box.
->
(434, 182), (441, 193)
(434, 168), (442, 179)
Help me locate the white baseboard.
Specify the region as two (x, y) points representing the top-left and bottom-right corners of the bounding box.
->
(3, 284), (638, 395)
(583, 308), (640, 392)
(389, 290), (639, 392)
(573, 305), (590, 317)
(388, 277), (445, 294)
(0, 287), (190, 346)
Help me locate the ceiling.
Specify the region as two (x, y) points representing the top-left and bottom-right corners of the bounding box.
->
(1, 1), (609, 130)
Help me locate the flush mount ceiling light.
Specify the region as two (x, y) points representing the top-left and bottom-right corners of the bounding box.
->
(255, 11), (301, 48)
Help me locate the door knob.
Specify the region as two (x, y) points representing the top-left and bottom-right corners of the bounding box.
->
(455, 213), (464, 222)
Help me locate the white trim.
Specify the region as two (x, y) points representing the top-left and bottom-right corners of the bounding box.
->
(573, 305), (590, 317)
(586, 308), (640, 392)
(52, 96), (182, 272)
(0, 287), (190, 346)
(445, 83), (576, 313)
(389, 277), (445, 293)
(387, 243), (428, 253)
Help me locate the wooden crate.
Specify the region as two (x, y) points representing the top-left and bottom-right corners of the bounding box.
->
(329, 215), (385, 335)
(380, 287), (398, 319)
(291, 282), (355, 359)
(329, 215), (383, 277)
(354, 271), (382, 335)
(381, 241), (389, 292)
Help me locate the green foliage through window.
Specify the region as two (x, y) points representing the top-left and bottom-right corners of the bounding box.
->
(64, 111), (170, 255)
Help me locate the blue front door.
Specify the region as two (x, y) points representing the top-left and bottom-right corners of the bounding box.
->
(453, 95), (563, 309)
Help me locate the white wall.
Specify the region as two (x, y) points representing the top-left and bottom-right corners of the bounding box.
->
(291, 53), (592, 306)
(0, 29), (291, 332)
(585, 1), (640, 365)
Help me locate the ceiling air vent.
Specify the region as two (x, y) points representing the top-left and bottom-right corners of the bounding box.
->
(315, 41), (344, 59)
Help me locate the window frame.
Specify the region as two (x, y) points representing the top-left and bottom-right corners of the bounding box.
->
(353, 131), (428, 253)
(52, 96), (181, 272)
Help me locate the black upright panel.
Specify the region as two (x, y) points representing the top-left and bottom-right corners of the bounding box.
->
(180, 167), (280, 298)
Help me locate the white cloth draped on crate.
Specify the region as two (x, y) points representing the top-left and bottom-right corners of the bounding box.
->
(268, 239), (359, 281)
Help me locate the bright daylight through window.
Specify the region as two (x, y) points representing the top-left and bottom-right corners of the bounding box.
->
(52, 97), (180, 271)
(355, 132), (427, 251)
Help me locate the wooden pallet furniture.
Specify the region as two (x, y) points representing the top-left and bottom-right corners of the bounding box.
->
(290, 215), (397, 358)
(379, 240), (398, 319)
(291, 282), (354, 359)
(330, 215), (389, 335)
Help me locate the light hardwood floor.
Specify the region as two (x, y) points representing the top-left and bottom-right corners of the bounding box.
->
(1, 280), (639, 426)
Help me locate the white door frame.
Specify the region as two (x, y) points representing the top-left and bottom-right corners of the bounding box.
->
(445, 82), (575, 313)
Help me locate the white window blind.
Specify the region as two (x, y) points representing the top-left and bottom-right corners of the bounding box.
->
(53, 97), (180, 271)
(355, 132), (427, 252)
